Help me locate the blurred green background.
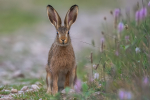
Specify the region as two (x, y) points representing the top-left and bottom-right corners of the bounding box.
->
(0, 0), (140, 84)
(0, 0), (120, 33)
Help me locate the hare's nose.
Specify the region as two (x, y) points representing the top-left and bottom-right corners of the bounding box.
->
(61, 39), (65, 44)
(61, 39), (65, 42)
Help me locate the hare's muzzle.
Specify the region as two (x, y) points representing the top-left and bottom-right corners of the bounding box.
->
(61, 39), (65, 44)
(59, 34), (68, 44)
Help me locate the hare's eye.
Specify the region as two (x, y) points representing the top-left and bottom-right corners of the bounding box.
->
(68, 31), (69, 34)
(57, 32), (58, 35)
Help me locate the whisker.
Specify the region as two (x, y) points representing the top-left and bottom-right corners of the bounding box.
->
(102, 32), (115, 38)
(70, 37), (82, 40)
(71, 39), (100, 49)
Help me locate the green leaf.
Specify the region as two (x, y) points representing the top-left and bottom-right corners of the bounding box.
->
(65, 87), (70, 94)
(0, 86), (4, 91)
(125, 45), (130, 50)
(82, 83), (88, 92)
(121, 45), (125, 49)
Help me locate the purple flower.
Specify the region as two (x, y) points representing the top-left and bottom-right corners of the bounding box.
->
(148, 1), (150, 7)
(126, 92), (132, 99)
(115, 50), (119, 56)
(135, 10), (140, 21)
(100, 37), (105, 52)
(125, 36), (129, 42)
(118, 90), (125, 100)
(100, 37), (105, 43)
(143, 7), (147, 17)
(140, 7), (147, 20)
(118, 89), (133, 100)
(114, 9), (120, 18)
(118, 22), (124, 33)
(74, 79), (82, 93)
(143, 76), (149, 85)
(125, 36), (129, 40)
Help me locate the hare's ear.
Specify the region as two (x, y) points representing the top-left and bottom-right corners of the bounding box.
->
(47, 5), (61, 29)
(64, 5), (78, 29)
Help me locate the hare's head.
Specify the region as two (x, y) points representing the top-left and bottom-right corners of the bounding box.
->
(47, 5), (78, 46)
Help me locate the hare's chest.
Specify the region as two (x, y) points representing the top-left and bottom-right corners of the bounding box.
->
(51, 52), (75, 70)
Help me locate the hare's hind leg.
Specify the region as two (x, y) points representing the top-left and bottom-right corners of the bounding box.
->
(52, 74), (58, 95)
(46, 72), (52, 94)
(46, 66), (52, 95)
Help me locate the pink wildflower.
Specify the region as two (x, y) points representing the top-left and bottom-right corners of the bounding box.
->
(140, 7), (147, 20)
(148, 1), (150, 7)
(74, 79), (82, 93)
(114, 9), (120, 18)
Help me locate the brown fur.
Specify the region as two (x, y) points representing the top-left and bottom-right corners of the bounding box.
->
(46, 5), (78, 95)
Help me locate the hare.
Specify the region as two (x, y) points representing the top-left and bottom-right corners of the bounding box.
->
(45, 5), (78, 95)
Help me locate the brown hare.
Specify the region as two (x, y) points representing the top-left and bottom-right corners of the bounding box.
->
(46, 5), (78, 95)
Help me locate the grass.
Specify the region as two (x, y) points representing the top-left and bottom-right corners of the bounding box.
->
(0, 86), (4, 91)
(0, 8), (40, 33)
(12, 88), (53, 100)
(0, 91), (10, 95)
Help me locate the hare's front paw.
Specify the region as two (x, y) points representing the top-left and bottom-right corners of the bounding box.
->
(46, 88), (52, 95)
(52, 90), (58, 96)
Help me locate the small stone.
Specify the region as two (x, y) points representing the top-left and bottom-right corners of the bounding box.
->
(35, 82), (42, 86)
(61, 89), (75, 94)
(69, 89), (75, 93)
(21, 86), (28, 91)
(0, 97), (14, 100)
(39, 98), (42, 100)
(26, 89), (34, 92)
(95, 91), (100, 95)
(8, 94), (13, 97)
(11, 94), (16, 97)
(4, 90), (11, 92)
(31, 85), (39, 90)
(11, 89), (18, 93)
(18, 91), (24, 94)
(61, 89), (66, 94)
(93, 91), (100, 96)
(12, 70), (24, 78)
